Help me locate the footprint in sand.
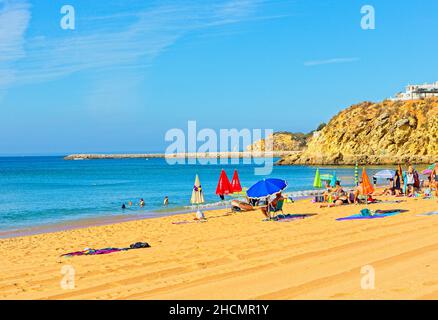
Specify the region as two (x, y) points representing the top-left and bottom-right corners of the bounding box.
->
(423, 280), (438, 286)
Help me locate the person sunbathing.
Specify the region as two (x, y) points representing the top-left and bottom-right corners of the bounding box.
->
(231, 199), (254, 212)
(319, 198), (344, 208)
(323, 181), (332, 202)
(382, 178), (395, 196)
(319, 181), (349, 207)
(353, 182), (367, 204)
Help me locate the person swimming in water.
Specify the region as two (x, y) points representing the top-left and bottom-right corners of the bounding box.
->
(122, 203), (126, 209)
(163, 196), (169, 206)
(139, 198), (145, 207)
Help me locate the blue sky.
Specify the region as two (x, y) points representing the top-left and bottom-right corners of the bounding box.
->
(1, 0), (437, 155)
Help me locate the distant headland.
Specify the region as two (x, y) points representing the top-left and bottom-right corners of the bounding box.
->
(66, 96), (438, 166)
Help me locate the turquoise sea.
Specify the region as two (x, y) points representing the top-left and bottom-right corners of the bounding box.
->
(0, 156), (387, 233)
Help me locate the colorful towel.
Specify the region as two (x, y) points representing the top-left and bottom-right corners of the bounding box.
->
(62, 242), (150, 257)
(337, 211), (401, 221)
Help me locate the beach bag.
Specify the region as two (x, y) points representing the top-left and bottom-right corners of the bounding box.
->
(195, 210), (205, 220)
(360, 209), (371, 217)
(130, 242), (151, 249)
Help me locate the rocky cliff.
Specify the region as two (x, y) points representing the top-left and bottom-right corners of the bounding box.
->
(277, 98), (438, 165)
(247, 132), (310, 152)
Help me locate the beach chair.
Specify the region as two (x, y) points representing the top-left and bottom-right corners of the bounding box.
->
(268, 199), (285, 219)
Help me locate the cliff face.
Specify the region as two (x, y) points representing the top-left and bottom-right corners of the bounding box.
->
(247, 132), (309, 152)
(278, 98), (438, 165)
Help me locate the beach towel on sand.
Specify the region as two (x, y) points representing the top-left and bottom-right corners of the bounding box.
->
(62, 242), (150, 257)
(264, 214), (316, 222)
(337, 210), (402, 221)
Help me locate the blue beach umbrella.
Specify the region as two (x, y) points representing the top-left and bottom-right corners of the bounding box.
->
(330, 171), (337, 187)
(246, 178), (288, 199)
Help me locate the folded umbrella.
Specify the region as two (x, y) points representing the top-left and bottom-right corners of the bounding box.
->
(313, 168), (322, 188)
(230, 170), (243, 193)
(216, 169), (232, 196)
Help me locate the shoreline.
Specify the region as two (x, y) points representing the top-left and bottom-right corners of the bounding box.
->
(0, 205), (224, 240)
(0, 192), (319, 239)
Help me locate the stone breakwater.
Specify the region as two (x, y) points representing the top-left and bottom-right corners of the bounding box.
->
(64, 151), (300, 160)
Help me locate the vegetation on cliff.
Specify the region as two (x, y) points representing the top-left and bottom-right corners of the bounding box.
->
(277, 98), (438, 165)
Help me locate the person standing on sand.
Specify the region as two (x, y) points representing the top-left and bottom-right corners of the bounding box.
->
(394, 170), (402, 196)
(405, 165), (415, 197)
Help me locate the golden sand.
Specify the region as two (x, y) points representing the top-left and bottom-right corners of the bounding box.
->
(0, 196), (437, 300)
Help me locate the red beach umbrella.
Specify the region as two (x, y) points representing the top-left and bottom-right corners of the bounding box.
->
(361, 167), (375, 195)
(216, 169), (232, 195)
(230, 170), (242, 193)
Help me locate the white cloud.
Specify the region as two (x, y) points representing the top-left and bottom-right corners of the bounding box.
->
(0, 0), (30, 90)
(304, 57), (360, 67)
(1, 0), (283, 90)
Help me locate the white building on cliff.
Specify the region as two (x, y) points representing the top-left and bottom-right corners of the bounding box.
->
(391, 81), (438, 101)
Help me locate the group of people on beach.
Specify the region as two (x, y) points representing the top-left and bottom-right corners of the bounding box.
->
(319, 180), (372, 208)
(118, 163), (437, 216)
(380, 164), (438, 198)
(319, 164), (438, 209)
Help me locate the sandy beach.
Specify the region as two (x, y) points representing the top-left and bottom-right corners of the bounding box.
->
(0, 195), (437, 300)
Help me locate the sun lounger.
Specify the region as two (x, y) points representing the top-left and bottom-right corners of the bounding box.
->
(266, 199), (285, 219)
